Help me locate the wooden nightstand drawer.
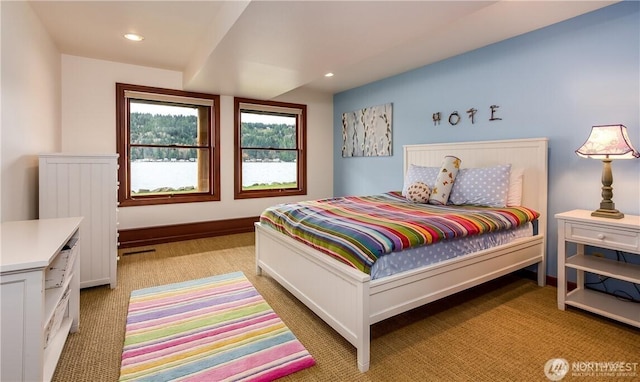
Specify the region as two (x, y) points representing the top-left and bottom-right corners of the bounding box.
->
(564, 222), (640, 252)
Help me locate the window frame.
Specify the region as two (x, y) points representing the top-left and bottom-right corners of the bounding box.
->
(116, 83), (220, 206)
(234, 97), (307, 199)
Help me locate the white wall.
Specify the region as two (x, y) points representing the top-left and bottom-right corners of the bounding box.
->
(1, 2), (62, 222)
(61, 55), (183, 153)
(61, 55), (333, 230)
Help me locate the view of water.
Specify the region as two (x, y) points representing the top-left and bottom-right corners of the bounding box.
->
(130, 161), (297, 191)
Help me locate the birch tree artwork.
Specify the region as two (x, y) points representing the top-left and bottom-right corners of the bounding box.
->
(342, 103), (392, 157)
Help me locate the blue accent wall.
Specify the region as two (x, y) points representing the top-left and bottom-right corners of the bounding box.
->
(333, 2), (640, 280)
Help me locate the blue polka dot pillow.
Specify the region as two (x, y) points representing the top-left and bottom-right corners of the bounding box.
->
(448, 164), (512, 207)
(402, 164), (440, 197)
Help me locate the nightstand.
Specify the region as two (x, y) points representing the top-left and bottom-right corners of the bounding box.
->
(555, 210), (640, 327)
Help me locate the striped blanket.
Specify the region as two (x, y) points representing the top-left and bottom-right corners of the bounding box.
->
(260, 192), (539, 274)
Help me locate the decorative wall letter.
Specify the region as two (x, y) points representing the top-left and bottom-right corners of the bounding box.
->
(432, 112), (441, 126)
(342, 103), (393, 157)
(467, 108), (477, 124)
(490, 105), (502, 121)
(448, 111), (461, 125)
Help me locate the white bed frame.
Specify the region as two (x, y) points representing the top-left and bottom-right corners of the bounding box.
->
(255, 138), (548, 372)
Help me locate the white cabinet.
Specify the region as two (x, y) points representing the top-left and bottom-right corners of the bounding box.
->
(39, 154), (118, 289)
(1, 217), (82, 382)
(556, 209), (640, 327)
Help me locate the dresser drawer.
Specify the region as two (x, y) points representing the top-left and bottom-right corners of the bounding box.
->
(564, 222), (640, 253)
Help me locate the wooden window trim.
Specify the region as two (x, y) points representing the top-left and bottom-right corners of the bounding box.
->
(234, 97), (307, 200)
(116, 83), (220, 206)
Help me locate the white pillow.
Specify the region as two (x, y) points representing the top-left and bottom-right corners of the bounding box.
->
(507, 167), (524, 206)
(428, 156), (461, 205)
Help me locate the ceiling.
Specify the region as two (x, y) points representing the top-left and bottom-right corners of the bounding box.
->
(29, 0), (617, 100)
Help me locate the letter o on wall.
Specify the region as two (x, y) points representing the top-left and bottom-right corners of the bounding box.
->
(448, 112), (460, 125)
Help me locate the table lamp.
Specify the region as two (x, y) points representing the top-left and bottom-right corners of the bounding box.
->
(575, 124), (640, 219)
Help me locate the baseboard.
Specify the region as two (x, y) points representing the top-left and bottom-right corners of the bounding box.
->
(515, 269), (575, 290)
(118, 216), (259, 248)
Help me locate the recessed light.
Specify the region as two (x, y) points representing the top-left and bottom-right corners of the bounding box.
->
(124, 33), (144, 42)
(324, 72), (334, 77)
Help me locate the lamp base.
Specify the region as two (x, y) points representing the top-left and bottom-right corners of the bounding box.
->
(591, 208), (624, 219)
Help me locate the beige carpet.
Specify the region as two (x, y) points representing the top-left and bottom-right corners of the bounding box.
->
(54, 233), (639, 381)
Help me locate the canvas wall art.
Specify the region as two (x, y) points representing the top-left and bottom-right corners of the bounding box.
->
(342, 103), (392, 157)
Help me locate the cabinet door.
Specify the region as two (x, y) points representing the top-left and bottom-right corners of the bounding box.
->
(1, 271), (45, 382)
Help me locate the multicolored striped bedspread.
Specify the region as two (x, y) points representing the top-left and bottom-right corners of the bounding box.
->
(260, 192), (539, 275)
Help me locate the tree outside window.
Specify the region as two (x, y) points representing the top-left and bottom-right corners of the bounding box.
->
(116, 83), (220, 206)
(234, 98), (307, 199)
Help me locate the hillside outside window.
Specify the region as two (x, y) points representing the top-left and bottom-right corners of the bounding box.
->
(234, 98), (307, 199)
(116, 83), (220, 206)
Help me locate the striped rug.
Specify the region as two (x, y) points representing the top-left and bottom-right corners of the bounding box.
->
(119, 272), (315, 381)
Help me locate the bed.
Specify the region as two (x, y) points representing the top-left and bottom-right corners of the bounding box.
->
(255, 138), (548, 372)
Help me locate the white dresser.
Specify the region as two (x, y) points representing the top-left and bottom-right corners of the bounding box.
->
(1, 217), (82, 382)
(39, 154), (119, 289)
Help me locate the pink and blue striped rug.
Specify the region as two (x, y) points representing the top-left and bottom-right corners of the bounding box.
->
(119, 272), (315, 381)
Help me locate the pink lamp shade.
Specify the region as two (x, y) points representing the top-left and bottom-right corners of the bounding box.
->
(575, 124), (640, 159)
(575, 124), (639, 219)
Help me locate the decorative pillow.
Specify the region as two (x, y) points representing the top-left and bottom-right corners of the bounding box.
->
(402, 164), (440, 197)
(449, 164), (512, 207)
(428, 156), (461, 205)
(507, 167), (524, 206)
(406, 182), (431, 203)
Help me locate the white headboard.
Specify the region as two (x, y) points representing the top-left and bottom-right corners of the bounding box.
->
(403, 138), (549, 238)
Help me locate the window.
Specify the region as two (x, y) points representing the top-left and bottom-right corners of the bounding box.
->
(234, 98), (307, 199)
(116, 83), (220, 206)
